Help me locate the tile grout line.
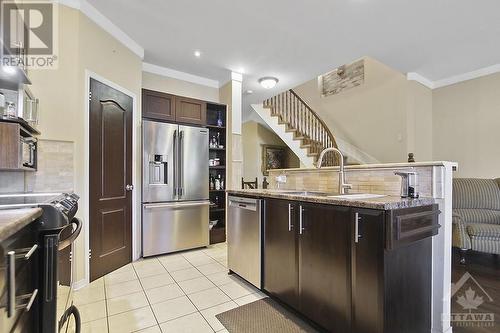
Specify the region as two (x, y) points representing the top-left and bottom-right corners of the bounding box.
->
(132, 258), (164, 332)
(103, 278), (111, 333)
(88, 245), (229, 332)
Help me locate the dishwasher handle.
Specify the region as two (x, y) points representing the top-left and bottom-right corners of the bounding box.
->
(228, 197), (259, 212)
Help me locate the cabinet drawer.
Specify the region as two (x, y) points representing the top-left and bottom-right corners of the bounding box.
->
(386, 204), (440, 250)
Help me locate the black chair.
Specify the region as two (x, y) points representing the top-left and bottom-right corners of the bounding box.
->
(242, 177), (258, 189)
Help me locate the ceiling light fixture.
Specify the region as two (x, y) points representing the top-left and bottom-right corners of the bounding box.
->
(259, 77), (278, 89)
(194, 50), (201, 58)
(245, 90), (253, 94)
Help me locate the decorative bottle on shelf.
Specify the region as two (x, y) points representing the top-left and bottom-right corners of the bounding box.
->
(209, 176), (214, 190)
(220, 176), (224, 190)
(215, 175), (221, 190)
(217, 111), (223, 127)
(216, 132), (220, 148)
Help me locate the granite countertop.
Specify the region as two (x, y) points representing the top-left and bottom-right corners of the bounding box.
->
(0, 208), (42, 242)
(227, 189), (435, 210)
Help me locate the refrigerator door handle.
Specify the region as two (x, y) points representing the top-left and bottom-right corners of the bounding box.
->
(143, 201), (209, 209)
(179, 130), (184, 197)
(173, 129), (177, 197)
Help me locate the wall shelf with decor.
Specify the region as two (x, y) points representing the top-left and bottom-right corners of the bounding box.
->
(206, 102), (227, 244)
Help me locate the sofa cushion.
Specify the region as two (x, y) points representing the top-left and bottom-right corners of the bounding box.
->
(454, 209), (500, 225)
(453, 178), (500, 210)
(467, 223), (500, 239)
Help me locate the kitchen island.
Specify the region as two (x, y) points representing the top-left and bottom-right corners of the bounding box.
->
(227, 189), (440, 333)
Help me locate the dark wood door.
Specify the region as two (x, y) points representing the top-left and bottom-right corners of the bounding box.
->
(351, 209), (385, 333)
(298, 203), (351, 332)
(175, 96), (206, 125)
(142, 89), (175, 122)
(89, 78), (133, 281)
(263, 199), (299, 309)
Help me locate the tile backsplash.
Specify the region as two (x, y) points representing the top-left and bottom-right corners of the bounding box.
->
(0, 171), (25, 193)
(268, 166), (435, 197)
(0, 139), (74, 194)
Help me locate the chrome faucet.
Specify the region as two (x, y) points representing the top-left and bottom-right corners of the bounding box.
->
(316, 147), (352, 194)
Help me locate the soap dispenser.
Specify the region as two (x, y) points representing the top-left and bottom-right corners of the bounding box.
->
(394, 171), (419, 198)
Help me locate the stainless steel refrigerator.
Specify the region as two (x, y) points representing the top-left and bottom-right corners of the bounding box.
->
(142, 120), (209, 257)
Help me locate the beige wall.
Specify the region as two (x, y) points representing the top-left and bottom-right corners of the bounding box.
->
(293, 57), (435, 164)
(142, 72), (219, 103)
(242, 121), (300, 186)
(293, 57), (409, 163)
(29, 4), (143, 283)
(433, 72), (500, 178)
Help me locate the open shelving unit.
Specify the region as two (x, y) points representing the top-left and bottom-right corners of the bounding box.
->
(206, 102), (227, 244)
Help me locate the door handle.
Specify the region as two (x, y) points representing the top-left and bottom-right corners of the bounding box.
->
(7, 251), (15, 317)
(179, 130), (184, 196)
(173, 130), (177, 196)
(354, 212), (361, 243)
(299, 205), (304, 235)
(288, 204), (294, 232)
(126, 184), (134, 191)
(144, 201), (209, 209)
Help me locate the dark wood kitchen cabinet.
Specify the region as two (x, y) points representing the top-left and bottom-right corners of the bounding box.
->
(263, 198), (439, 333)
(351, 208), (385, 333)
(264, 199), (298, 309)
(142, 89), (176, 122)
(175, 96), (206, 125)
(264, 199), (351, 331)
(142, 89), (207, 125)
(298, 203), (351, 332)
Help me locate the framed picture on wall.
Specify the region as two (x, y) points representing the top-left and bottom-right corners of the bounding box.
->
(262, 145), (287, 176)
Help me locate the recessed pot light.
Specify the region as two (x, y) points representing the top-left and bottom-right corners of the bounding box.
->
(245, 90), (253, 94)
(194, 50), (201, 57)
(259, 77), (278, 89)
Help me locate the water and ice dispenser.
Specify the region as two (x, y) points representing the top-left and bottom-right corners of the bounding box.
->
(148, 154), (168, 185)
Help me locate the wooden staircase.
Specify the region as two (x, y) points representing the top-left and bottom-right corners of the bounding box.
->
(263, 89), (339, 166)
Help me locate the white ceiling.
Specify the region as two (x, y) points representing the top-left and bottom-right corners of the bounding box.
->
(87, 0), (500, 117)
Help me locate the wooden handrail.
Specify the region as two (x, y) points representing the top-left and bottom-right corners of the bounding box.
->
(263, 89), (339, 166)
(288, 89), (337, 149)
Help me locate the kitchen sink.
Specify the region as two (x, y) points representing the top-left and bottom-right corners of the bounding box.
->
(328, 193), (387, 200)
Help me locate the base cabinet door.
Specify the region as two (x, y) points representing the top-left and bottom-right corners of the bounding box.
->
(298, 203), (351, 332)
(264, 199), (299, 309)
(351, 209), (385, 333)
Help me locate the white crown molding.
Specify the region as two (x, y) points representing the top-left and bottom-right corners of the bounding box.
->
(143, 62), (220, 89)
(56, 0), (144, 59)
(433, 64), (500, 89)
(406, 72), (435, 89)
(408, 63), (500, 90)
(231, 72), (243, 82)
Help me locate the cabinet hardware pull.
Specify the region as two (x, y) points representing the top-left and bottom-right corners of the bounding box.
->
(299, 205), (304, 235)
(24, 244), (38, 260)
(7, 251), (15, 317)
(25, 289), (38, 312)
(288, 204), (293, 231)
(355, 212), (361, 243)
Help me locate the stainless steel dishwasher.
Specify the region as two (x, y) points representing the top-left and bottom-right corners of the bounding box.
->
(227, 196), (262, 288)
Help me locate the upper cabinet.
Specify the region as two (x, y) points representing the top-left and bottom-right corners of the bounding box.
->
(142, 89), (175, 122)
(175, 96), (206, 126)
(142, 89), (207, 126)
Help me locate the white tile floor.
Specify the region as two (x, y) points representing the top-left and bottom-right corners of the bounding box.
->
(70, 243), (267, 333)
